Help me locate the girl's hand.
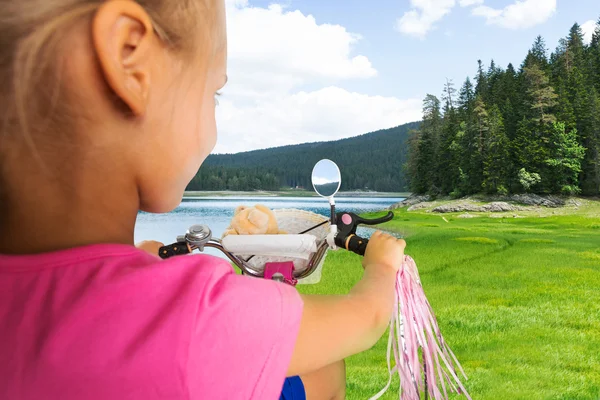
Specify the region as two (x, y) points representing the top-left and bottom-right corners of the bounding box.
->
(363, 231), (406, 273)
(136, 240), (164, 256)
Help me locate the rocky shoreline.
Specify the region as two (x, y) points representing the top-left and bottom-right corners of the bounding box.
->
(389, 193), (592, 216)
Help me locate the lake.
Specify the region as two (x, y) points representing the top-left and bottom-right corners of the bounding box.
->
(134, 196), (404, 259)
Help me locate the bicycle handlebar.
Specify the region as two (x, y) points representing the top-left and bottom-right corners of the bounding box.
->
(158, 236), (330, 279)
(158, 210), (395, 278)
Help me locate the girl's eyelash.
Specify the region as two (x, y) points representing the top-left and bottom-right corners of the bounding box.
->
(215, 91), (222, 106)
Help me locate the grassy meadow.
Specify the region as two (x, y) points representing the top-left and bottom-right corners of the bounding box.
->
(297, 199), (600, 400)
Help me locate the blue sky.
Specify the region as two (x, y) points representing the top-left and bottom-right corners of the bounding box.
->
(311, 0), (598, 98)
(215, 0), (600, 153)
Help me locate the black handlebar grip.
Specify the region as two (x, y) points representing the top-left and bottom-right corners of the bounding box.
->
(353, 211), (394, 226)
(158, 242), (191, 259)
(345, 235), (369, 256)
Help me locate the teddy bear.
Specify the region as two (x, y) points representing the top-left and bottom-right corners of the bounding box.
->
(222, 204), (287, 237)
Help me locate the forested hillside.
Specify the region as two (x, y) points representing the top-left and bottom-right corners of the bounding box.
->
(407, 20), (600, 196)
(187, 121), (420, 192)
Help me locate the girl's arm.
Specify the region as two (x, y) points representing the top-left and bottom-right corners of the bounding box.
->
(287, 232), (405, 377)
(135, 234), (405, 378)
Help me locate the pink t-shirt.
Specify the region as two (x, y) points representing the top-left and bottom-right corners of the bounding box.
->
(0, 244), (303, 400)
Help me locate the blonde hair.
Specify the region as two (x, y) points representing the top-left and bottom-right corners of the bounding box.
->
(0, 0), (216, 150)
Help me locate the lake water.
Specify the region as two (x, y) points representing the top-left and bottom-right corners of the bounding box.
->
(134, 196), (404, 259)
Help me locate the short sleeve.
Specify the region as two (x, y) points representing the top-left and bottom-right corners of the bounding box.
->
(186, 258), (304, 400)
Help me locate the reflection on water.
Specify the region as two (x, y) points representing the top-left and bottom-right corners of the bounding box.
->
(135, 196), (404, 259)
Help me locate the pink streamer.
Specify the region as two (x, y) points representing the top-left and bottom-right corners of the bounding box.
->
(369, 256), (471, 400)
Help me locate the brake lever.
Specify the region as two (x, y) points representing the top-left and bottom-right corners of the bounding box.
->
(335, 211), (393, 229)
(354, 211), (394, 226)
(333, 211), (394, 248)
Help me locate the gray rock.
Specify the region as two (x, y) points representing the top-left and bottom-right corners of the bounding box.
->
(510, 194), (565, 208)
(389, 195), (431, 210)
(407, 203), (429, 211)
(479, 202), (515, 212)
(432, 203), (479, 213)
(433, 201), (517, 213)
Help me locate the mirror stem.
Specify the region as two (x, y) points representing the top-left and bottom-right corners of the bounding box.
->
(329, 197), (337, 224)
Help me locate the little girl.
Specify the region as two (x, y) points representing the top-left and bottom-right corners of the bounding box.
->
(0, 1), (406, 399)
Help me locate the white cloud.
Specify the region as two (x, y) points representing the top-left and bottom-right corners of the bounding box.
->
(397, 0), (554, 39)
(224, 0), (376, 104)
(395, 0), (456, 39)
(471, 0), (556, 30)
(582, 20), (597, 45)
(227, 3), (376, 83)
(459, 0), (483, 6)
(213, 1), (421, 154)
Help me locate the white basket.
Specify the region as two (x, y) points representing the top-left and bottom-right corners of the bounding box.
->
(231, 209), (331, 285)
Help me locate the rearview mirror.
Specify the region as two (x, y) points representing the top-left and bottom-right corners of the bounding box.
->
(311, 159), (341, 198)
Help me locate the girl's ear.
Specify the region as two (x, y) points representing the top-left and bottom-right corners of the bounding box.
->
(91, 0), (156, 116)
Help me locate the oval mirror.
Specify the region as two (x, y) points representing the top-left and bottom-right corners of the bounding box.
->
(311, 159), (341, 198)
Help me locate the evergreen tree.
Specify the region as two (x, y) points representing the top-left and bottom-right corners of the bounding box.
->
(458, 77), (476, 119)
(438, 80), (460, 194)
(557, 24), (598, 194)
(456, 76), (478, 193)
(442, 78), (457, 112)
(590, 18), (600, 92)
(553, 76), (577, 130)
(407, 129), (425, 194)
(580, 87), (600, 194)
(530, 35), (549, 69)
(470, 96), (489, 191)
(482, 106), (509, 194)
(417, 95), (442, 193)
(517, 64), (559, 192)
(449, 122), (470, 196)
(523, 64), (559, 125)
(475, 60), (488, 102)
(487, 60), (504, 106)
(566, 24), (588, 127)
(567, 24), (586, 66)
(499, 63), (519, 139)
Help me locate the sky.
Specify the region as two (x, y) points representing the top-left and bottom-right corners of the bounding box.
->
(214, 0), (600, 154)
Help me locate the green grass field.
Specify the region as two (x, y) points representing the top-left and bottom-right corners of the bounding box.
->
(297, 200), (600, 400)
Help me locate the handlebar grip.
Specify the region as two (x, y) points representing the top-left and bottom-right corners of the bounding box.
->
(345, 235), (369, 256)
(159, 242), (191, 259)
